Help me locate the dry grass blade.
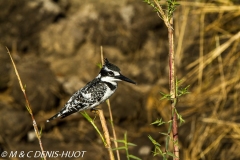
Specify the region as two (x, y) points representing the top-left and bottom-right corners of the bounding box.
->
(179, 1), (240, 13)
(198, 128), (230, 159)
(106, 100), (120, 160)
(100, 45), (120, 160)
(175, 7), (190, 67)
(6, 47), (46, 160)
(202, 118), (240, 128)
(183, 31), (240, 84)
(194, 5), (240, 13)
(187, 31), (240, 70)
(97, 47), (115, 160)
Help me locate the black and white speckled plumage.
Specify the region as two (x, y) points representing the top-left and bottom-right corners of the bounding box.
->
(47, 58), (136, 122)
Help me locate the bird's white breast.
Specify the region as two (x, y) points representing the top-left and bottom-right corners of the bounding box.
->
(100, 85), (115, 102)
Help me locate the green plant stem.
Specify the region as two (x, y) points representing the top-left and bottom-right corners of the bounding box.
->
(112, 132), (140, 160)
(165, 119), (172, 156)
(81, 111), (107, 146)
(124, 133), (130, 160)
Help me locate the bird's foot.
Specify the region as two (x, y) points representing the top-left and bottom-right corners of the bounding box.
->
(90, 107), (101, 113)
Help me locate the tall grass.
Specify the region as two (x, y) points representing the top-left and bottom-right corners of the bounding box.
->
(6, 48), (47, 160)
(145, 1), (240, 159)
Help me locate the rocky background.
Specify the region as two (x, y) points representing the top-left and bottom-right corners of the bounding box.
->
(0, 0), (240, 160)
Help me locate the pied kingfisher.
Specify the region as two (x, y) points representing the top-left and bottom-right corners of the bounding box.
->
(47, 58), (136, 122)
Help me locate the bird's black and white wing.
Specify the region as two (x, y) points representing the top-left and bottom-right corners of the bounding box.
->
(47, 78), (108, 122)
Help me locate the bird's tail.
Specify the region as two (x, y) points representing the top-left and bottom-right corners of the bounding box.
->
(46, 113), (61, 122)
(46, 108), (78, 122)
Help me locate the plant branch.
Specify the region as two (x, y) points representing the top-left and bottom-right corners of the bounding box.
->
(153, 0), (169, 27)
(107, 100), (120, 160)
(101, 46), (120, 159)
(152, 1), (179, 159)
(98, 109), (115, 160)
(6, 47), (46, 160)
(98, 46), (115, 160)
(168, 12), (179, 160)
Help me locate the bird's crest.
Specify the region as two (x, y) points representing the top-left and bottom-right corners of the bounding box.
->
(104, 58), (120, 72)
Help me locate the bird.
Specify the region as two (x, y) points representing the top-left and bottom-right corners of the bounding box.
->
(47, 58), (136, 122)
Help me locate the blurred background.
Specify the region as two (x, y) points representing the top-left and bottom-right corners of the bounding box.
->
(0, 0), (240, 159)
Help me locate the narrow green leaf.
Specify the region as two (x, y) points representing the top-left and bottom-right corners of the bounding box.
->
(81, 111), (107, 146)
(148, 135), (161, 146)
(39, 127), (43, 137)
(114, 139), (126, 143)
(167, 151), (178, 158)
(127, 142), (137, 146)
(97, 63), (102, 68)
(81, 111), (92, 121)
(111, 147), (126, 151)
(128, 154), (142, 160)
(151, 118), (166, 126)
(25, 105), (31, 113)
(160, 132), (169, 136)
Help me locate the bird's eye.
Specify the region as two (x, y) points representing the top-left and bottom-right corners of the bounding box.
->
(108, 71), (114, 76)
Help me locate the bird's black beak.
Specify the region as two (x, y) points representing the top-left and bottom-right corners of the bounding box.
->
(117, 74), (136, 85)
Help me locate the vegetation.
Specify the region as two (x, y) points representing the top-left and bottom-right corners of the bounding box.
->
(2, 0), (240, 160)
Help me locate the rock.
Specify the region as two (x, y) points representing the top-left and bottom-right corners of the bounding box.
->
(0, 0), (63, 52)
(91, 1), (164, 53)
(39, 4), (98, 58)
(107, 84), (145, 126)
(0, 46), (11, 90)
(11, 56), (60, 113)
(0, 102), (31, 142)
(139, 145), (151, 156)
